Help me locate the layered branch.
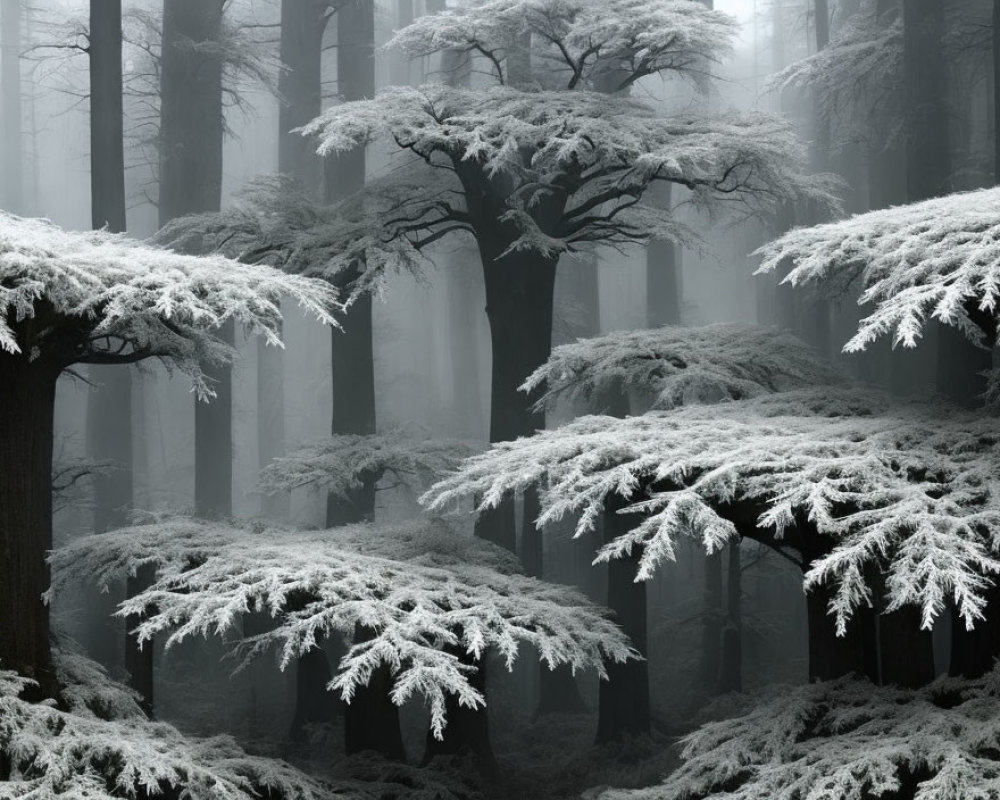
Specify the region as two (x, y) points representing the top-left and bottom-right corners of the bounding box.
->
(51, 518), (636, 739)
(756, 186), (1000, 353)
(521, 323), (842, 412)
(423, 389), (1000, 634)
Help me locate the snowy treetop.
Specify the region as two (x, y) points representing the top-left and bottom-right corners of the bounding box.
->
(599, 668), (1000, 800)
(257, 428), (480, 500)
(0, 212), (339, 390)
(522, 323), (843, 411)
(52, 518), (634, 738)
(388, 0), (737, 91)
(0, 651), (335, 800)
(423, 389), (1000, 634)
(756, 186), (1000, 352)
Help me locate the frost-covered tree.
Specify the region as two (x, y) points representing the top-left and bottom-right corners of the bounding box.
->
(522, 323), (842, 413)
(51, 516), (636, 767)
(0, 213), (338, 701)
(425, 387), (1000, 687)
(0, 646), (335, 800)
(257, 429), (479, 513)
(594, 666), (1000, 800)
(164, 0), (835, 550)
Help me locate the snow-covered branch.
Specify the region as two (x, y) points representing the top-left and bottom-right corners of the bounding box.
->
(52, 518), (636, 739)
(257, 429), (480, 498)
(521, 323), (842, 412)
(756, 186), (1000, 352)
(0, 213), (341, 395)
(423, 389), (1000, 633)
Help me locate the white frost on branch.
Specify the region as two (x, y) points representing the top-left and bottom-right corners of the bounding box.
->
(388, 0), (737, 91)
(521, 323), (842, 411)
(596, 668), (1000, 800)
(0, 656), (335, 800)
(257, 429), (480, 498)
(0, 212), (340, 395)
(51, 518), (635, 739)
(756, 186), (1000, 353)
(423, 389), (1000, 634)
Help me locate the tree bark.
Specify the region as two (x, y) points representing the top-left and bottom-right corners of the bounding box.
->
(86, 0), (131, 677)
(700, 550), (723, 690)
(158, 0), (230, 520)
(1, 0), (22, 213)
(716, 538), (742, 694)
(596, 493), (650, 742)
(645, 184), (681, 327)
(343, 626), (406, 760)
(421, 649), (499, 778)
(324, 0), (375, 527)
(0, 354), (59, 700)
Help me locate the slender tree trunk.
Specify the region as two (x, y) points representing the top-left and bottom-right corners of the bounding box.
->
(700, 550), (723, 689)
(324, 0), (376, 527)
(0, 354), (59, 700)
(596, 493), (650, 742)
(259, 3), (329, 524)
(645, 184), (681, 327)
(158, 0), (229, 519)
(716, 538), (742, 694)
(1, 0), (22, 213)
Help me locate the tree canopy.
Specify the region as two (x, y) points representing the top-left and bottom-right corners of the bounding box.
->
(0, 212), (339, 392)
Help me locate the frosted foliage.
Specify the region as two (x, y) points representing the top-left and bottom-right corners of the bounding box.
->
(0, 660), (334, 800)
(297, 85), (838, 280)
(0, 213), (339, 393)
(521, 323), (842, 411)
(257, 429), (479, 498)
(52, 519), (634, 740)
(389, 0), (737, 90)
(770, 1), (902, 142)
(756, 187), (1000, 353)
(597, 670), (1000, 800)
(423, 389), (1000, 633)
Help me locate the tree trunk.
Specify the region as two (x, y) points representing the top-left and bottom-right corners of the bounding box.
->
(700, 551), (723, 690)
(645, 185), (681, 327)
(158, 0), (229, 521)
(596, 493), (650, 742)
(879, 606), (935, 688)
(288, 641), (338, 741)
(1, 0), (22, 213)
(86, 0), (131, 677)
(343, 626), (406, 760)
(475, 245), (557, 549)
(0, 354), (59, 700)
(800, 521), (875, 681)
(716, 538), (742, 694)
(324, 0), (375, 527)
(421, 649), (499, 778)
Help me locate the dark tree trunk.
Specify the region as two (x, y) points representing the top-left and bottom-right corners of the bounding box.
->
(262, 3), (330, 521)
(0, 354), (59, 700)
(645, 184), (681, 328)
(716, 538), (742, 694)
(288, 642), (338, 741)
(879, 606), (935, 688)
(86, 0), (130, 675)
(343, 627), (406, 760)
(158, 0), (230, 520)
(800, 521), (876, 681)
(596, 494), (650, 742)
(474, 244), (557, 550)
(700, 551), (723, 690)
(324, 0), (376, 527)
(125, 564), (156, 717)
(422, 649), (499, 777)
(445, 259), (484, 438)
(1, 0), (22, 213)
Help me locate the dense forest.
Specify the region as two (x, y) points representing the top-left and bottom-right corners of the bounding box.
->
(2, 0), (1000, 798)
